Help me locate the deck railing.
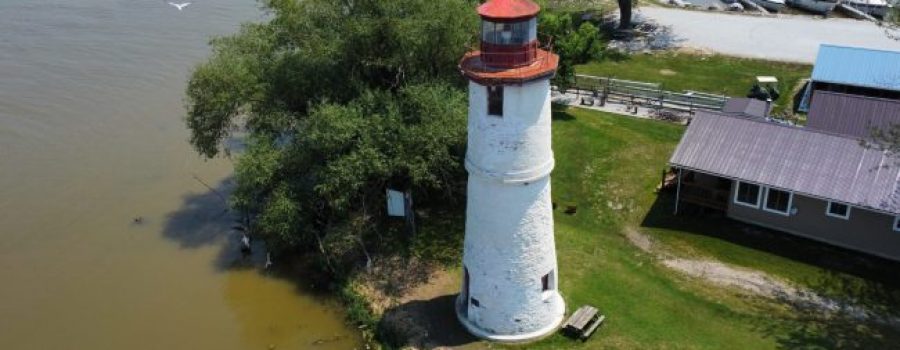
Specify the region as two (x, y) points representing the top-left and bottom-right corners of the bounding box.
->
(680, 182), (730, 211)
(460, 36), (557, 84)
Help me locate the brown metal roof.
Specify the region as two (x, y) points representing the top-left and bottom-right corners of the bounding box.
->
(722, 98), (769, 119)
(477, 0), (541, 20)
(670, 111), (900, 214)
(807, 91), (900, 139)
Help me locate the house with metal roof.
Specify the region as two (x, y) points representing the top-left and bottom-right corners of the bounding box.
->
(667, 45), (900, 261)
(807, 91), (900, 138)
(799, 44), (900, 112)
(720, 98), (770, 119)
(669, 110), (900, 261)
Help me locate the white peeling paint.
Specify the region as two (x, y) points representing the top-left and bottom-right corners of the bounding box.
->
(457, 79), (565, 342)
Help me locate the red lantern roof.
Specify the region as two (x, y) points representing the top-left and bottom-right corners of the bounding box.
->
(477, 0), (540, 20)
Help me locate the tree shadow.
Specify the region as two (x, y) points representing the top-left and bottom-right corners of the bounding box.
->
(162, 175), (267, 271)
(378, 294), (478, 349)
(602, 12), (687, 53)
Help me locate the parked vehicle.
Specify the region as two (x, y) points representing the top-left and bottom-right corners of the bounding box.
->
(786, 0), (839, 14)
(844, 0), (889, 17)
(753, 0), (787, 11)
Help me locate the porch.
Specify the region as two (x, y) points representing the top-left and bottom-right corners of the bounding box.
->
(664, 169), (732, 212)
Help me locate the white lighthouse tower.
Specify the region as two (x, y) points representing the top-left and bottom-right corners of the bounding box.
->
(455, 0), (564, 343)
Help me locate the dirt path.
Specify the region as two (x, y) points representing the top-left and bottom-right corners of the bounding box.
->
(625, 228), (900, 326)
(352, 257), (478, 350)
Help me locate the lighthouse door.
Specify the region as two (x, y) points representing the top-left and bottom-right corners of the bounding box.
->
(461, 267), (470, 318)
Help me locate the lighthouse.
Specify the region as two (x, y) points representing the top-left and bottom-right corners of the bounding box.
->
(456, 0), (564, 343)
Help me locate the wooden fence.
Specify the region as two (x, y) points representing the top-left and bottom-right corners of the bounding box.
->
(571, 74), (728, 115)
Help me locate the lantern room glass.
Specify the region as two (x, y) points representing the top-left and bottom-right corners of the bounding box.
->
(481, 18), (537, 46)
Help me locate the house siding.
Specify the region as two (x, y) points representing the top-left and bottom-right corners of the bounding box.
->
(726, 181), (900, 262)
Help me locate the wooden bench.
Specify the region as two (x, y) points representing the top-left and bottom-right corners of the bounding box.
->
(562, 305), (606, 341)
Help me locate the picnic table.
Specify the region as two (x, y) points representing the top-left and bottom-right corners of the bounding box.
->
(562, 305), (605, 341)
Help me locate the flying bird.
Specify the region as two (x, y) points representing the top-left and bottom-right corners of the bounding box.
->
(168, 2), (191, 11)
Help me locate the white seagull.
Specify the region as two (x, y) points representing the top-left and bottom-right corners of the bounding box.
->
(168, 2), (191, 11)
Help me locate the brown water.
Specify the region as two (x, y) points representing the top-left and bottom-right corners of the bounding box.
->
(0, 1), (361, 348)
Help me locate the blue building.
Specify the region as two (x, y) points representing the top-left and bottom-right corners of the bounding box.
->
(799, 44), (900, 112)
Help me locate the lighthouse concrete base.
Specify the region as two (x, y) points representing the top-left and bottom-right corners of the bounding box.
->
(454, 294), (566, 343)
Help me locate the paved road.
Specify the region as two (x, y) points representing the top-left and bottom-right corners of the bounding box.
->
(639, 7), (900, 63)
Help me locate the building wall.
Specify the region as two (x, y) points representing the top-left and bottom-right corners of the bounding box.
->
(726, 181), (900, 261)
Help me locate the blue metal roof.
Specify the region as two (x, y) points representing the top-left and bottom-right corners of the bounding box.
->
(811, 45), (900, 92)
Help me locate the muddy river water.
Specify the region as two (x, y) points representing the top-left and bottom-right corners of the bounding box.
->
(0, 1), (361, 348)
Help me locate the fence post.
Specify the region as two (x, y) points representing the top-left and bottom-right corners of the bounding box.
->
(605, 77), (612, 106)
(659, 168), (667, 193)
(658, 88), (664, 114)
(630, 93), (636, 114)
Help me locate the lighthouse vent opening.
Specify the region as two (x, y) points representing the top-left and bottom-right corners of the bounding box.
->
(487, 85), (503, 116)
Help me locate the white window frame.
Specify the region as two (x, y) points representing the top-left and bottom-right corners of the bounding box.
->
(762, 187), (793, 216)
(825, 201), (851, 220)
(733, 181), (762, 208)
(893, 216), (900, 232)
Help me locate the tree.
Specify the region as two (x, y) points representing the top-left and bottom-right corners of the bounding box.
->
(539, 11), (605, 91)
(617, 0), (632, 30)
(186, 0), (478, 277)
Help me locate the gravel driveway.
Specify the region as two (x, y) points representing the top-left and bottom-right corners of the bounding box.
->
(639, 7), (900, 63)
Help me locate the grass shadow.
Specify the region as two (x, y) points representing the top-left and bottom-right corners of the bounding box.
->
(752, 269), (900, 349)
(641, 192), (900, 287)
(641, 192), (900, 348)
(378, 294), (478, 349)
(551, 106), (576, 121)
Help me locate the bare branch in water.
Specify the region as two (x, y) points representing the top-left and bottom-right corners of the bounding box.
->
(191, 173), (230, 209)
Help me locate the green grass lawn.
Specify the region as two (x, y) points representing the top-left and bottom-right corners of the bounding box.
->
(509, 107), (900, 349)
(392, 106), (899, 349)
(576, 52), (812, 114)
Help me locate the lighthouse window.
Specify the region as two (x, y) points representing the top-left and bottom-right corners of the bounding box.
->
(487, 85), (503, 116)
(482, 18), (537, 45)
(541, 270), (555, 292)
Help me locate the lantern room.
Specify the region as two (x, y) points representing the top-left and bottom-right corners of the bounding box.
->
(478, 0), (540, 67)
(460, 0), (558, 85)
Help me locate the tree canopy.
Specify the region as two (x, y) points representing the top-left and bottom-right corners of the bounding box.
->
(539, 10), (605, 90)
(186, 0), (477, 274)
(185, 0), (607, 276)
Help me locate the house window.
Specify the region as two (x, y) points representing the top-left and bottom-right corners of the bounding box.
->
(487, 85), (503, 116)
(763, 187), (793, 216)
(734, 181), (761, 208)
(826, 201), (850, 220)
